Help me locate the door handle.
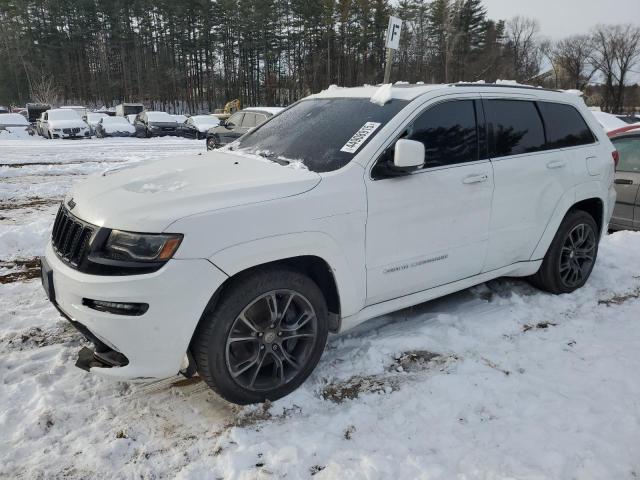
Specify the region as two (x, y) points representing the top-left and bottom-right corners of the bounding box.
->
(614, 178), (634, 185)
(462, 174), (488, 184)
(546, 160), (566, 169)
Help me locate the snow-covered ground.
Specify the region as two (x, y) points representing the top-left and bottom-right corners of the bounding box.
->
(1, 137), (640, 479)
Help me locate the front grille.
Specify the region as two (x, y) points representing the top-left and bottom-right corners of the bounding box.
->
(51, 205), (95, 268)
(62, 127), (80, 134)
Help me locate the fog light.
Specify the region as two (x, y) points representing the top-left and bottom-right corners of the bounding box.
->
(82, 298), (149, 316)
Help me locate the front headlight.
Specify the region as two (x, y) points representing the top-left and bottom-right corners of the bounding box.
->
(53, 128), (61, 132)
(104, 230), (183, 262)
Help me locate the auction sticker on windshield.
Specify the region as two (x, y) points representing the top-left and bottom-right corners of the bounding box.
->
(340, 122), (381, 153)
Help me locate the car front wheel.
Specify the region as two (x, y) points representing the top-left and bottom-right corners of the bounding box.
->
(529, 209), (599, 294)
(191, 267), (329, 405)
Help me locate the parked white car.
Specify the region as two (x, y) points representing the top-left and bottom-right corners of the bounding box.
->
(0, 113), (31, 138)
(85, 112), (109, 136)
(41, 83), (616, 404)
(40, 108), (89, 139)
(94, 116), (136, 137)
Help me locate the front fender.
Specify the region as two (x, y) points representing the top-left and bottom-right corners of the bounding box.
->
(208, 231), (365, 318)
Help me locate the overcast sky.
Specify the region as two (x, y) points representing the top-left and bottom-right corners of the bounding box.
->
(482, 0), (640, 39)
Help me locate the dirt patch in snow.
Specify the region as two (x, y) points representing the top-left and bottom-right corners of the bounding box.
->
(1, 324), (82, 351)
(523, 321), (557, 332)
(598, 287), (640, 306)
(321, 375), (398, 403)
(0, 257), (41, 283)
(390, 350), (448, 372)
(322, 350), (458, 403)
(0, 197), (59, 211)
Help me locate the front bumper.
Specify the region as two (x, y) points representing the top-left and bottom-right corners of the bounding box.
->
(43, 242), (227, 380)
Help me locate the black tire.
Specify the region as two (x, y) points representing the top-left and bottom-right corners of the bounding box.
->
(191, 267), (329, 405)
(206, 137), (217, 150)
(529, 209), (599, 294)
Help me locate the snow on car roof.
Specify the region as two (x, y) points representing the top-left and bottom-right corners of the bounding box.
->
(245, 107), (284, 115)
(0, 113), (29, 126)
(308, 83), (449, 102)
(146, 111), (175, 122)
(308, 82), (575, 105)
(590, 111), (630, 132)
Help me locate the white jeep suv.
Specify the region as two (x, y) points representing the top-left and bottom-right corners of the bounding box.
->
(41, 84), (617, 404)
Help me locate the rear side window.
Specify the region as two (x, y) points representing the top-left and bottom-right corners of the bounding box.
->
(486, 100), (545, 158)
(612, 137), (640, 172)
(241, 113), (256, 128)
(538, 102), (595, 148)
(407, 100), (478, 168)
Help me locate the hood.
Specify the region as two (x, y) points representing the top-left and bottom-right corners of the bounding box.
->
(104, 123), (136, 134)
(66, 151), (321, 232)
(50, 119), (87, 129)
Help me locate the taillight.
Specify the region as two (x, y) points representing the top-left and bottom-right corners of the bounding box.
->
(612, 150), (619, 170)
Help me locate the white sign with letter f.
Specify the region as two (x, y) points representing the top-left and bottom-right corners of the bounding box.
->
(386, 16), (402, 50)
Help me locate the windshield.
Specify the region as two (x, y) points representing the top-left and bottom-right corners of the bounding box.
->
(49, 110), (80, 121)
(147, 112), (175, 122)
(232, 98), (408, 172)
(87, 113), (107, 122)
(192, 115), (219, 126)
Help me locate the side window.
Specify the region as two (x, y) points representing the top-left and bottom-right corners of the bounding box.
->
(538, 102), (595, 149)
(241, 113), (257, 128)
(486, 99), (545, 158)
(612, 137), (640, 172)
(254, 114), (267, 126)
(227, 113), (243, 127)
(407, 100), (478, 168)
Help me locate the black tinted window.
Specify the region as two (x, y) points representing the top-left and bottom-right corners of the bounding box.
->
(407, 100), (478, 167)
(234, 98), (408, 173)
(538, 102), (595, 148)
(486, 100), (545, 157)
(612, 137), (640, 172)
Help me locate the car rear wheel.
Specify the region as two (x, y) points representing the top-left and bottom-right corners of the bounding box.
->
(206, 137), (218, 150)
(191, 267), (329, 405)
(529, 209), (599, 294)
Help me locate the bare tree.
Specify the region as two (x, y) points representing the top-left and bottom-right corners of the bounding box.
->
(505, 16), (541, 82)
(551, 35), (596, 90)
(30, 73), (61, 106)
(591, 24), (640, 112)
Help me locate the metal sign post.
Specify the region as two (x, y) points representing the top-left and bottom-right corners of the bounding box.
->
(384, 16), (402, 84)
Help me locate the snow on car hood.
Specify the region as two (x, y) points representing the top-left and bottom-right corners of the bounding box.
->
(103, 122), (135, 134)
(65, 151), (321, 232)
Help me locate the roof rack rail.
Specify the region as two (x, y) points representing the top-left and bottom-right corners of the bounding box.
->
(453, 83), (560, 93)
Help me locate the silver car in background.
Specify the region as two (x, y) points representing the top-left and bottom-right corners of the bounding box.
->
(610, 129), (640, 231)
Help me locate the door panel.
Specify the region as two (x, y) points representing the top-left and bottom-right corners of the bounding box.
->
(482, 96), (582, 270)
(366, 162), (494, 304)
(365, 97), (493, 305)
(612, 173), (638, 228)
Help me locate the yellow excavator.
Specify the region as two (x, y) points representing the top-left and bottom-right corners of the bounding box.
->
(213, 99), (241, 120)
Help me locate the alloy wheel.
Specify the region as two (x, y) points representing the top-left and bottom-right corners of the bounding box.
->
(225, 290), (318, 392)
(559, 223), (596, 288)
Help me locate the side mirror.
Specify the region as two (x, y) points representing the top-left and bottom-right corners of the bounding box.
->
(219, 119), (226, 127)
(393, 139), (425, 170)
